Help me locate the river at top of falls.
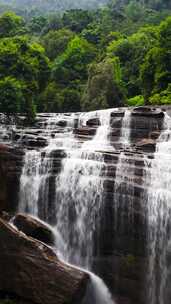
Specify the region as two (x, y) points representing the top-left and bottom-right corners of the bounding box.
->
(146, 112), (171, 304)
(18, 109), (116, 304)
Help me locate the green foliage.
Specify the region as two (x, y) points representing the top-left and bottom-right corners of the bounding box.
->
(52, 36), (97, 83)
(0, 36), (50, 119)
(0, 0), (170, 115)
(0, 76), (24, 115)
(62, 9), (93, 33)
(149, 84), (171, 105)
(42, 29), (75, 61)
(107, 25), (159, 96)
(58, 88), (81, 112)
(159, 16), (171, 49)
(127, 95), (144, 106)
(38, 82), (81, 112)
(82, 58), (125, 111)
(0, 11), (25, 38)
(27, 16), (48, 35)
(124, 1), (146, 22)
(140, 33), (171, 102)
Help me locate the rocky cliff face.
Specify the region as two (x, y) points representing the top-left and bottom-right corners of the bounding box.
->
(0, 106), (171, 304)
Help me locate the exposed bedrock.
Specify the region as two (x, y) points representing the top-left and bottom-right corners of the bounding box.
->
(0, 218), (89, 304)
(0, 144), (23, 213)
(13, 213), (55, 246)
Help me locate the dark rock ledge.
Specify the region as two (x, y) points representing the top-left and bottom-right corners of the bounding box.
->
(13, 213), (55, 246)
(0, 218), (89, 304)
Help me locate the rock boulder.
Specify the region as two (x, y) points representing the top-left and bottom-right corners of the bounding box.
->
(0, 218), (89, 304)
(13, 213), (54, 246)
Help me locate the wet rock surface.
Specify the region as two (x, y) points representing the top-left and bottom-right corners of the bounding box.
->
(0, 145), (23, 213)
(0, 218), (89, 304)
(13, 213), (55, 246)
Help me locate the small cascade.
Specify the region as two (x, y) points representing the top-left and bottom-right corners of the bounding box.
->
(113, 109), (133, 230)
(19, 149), (53, 219)
(146, 113), (171, 304)
(82, 271), (114, 304)
(18, 113), (78, 219)
(120, 109), (131, 149)
(55, 109), (114, 268)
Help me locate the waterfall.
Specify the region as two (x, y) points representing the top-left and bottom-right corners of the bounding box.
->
(19, 150), (53, 218)
(113, 109), (133, 230)
(18, 113), (78, 217)
(81, 271), (113, 304)
(55, 109), (114, 268)
(120, 109), (131, 149)
(18, 110), (115, 304)
(147, 113), (171, 304)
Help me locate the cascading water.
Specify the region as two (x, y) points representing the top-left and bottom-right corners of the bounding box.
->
(18, 113), (78, 218)
(18, 110), (115, 304)
(19, 150), (53, 219)
(120, 109), (131, 149)
(55, 109), (114, 268)
(147, 113), (171, 304)
(113, 109), (133, 229)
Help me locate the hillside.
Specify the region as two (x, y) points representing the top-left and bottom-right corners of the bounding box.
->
(0, 0), (109, 12)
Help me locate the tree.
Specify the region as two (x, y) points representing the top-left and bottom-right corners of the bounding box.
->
(0, 11), (25, 38)
(52, 36), (97, 84)
(0, 36), (50, 119)
(140, 17), (171, 102)
(27, 15), (48, 35)
(159, 16), (171, 50)
(82, 57), (125, 111)
(0, 76), (24, 116)
(62, 9), (93, 33)
(41, 29), (75, 61)
(107, 25), (159, 97)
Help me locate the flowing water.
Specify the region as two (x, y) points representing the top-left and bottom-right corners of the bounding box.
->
(147, 113), (171, 304)
(113, 109), (133, 230)
(55, 109), (114, 267)
(120, 109), (131, 149)
(18, 110), (115, 303)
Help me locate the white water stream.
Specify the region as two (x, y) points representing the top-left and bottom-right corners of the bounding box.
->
(18, 109), (116, 304)
(55, 109), (114, 267)
(146, 113), (171, 304)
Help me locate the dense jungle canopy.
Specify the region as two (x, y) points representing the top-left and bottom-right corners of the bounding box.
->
(0, 0), (170, 119)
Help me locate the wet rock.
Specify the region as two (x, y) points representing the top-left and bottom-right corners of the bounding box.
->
(111, 111), (125, 117)
(86, 118), (100, 127)
(132, 107), (164, 118)
(13, 213), (55, 246)
(0, 218), (89, 304)
(136, 139), (156, 153)
(21, 135), (47, 148)
(0, 211), (12, 221)
(0, 146), (22, 213)
(150, 131), (160, 140)
(57, 120), (67, 127)
(74, 127), (96, 137)
(50, 149), (67, 159)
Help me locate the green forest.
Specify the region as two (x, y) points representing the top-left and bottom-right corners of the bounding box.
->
(0, 0), (170, 120)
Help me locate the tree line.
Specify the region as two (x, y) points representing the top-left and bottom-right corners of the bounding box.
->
(0, 0), (170, 120)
